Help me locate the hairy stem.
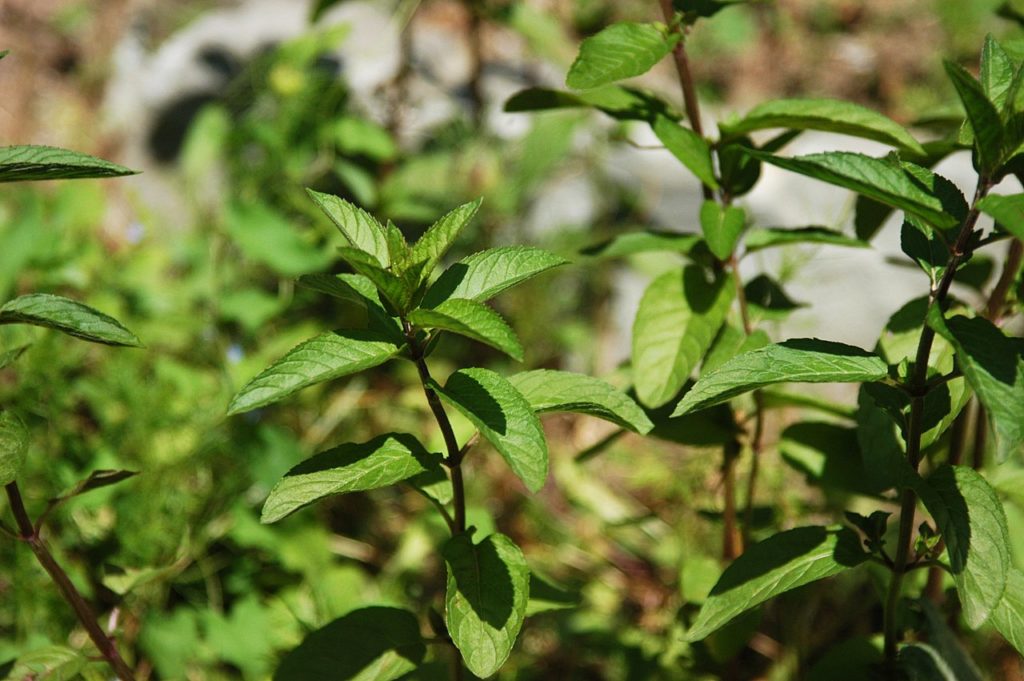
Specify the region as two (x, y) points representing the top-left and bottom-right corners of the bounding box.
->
(5, 482), (136, 681)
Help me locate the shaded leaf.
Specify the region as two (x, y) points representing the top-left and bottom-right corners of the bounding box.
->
(0, 294), (141, 347)
(410, 298), (523, 361)
(990, 567), (1024, 657)
(566, 22), (675, 90)
(699, 201), (744, 260)
(336, 246), (417, 312)
(504, 85), (680, 123)
(653, 116), (718, 189)
(743, 226), (869, 252)
(899, 643), (959, 681)
(54, 470), (137, 502)
(580, 231), (700, 258)
(422, 247), (567, 308)
(307, 189), (389, 266)
(508, 369), (653, 433)
(919, 599), (985, 681)
(0, 145), (137, 183)
(780, 422), (887, 497)
(0, 410), (29, 486)
(6, 645), (85, 680)
(944, 61), (1005, 173)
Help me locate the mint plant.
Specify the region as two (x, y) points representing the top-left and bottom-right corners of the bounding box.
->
(509, 5), (1024, 678)
(227, 190), (653, 678)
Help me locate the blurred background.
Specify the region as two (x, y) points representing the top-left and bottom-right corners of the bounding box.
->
(1, 0), (1022, 679)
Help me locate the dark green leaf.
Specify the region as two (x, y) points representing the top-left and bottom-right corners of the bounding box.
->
(307, 189), (389, 266)
(944, 60), (1005, 173)
(297, 272), (400, 334)
(632, 266), (734, 407)
(653, 116), (718, 189)
(580, 231), (700, 258)
(504, 86), (680, 123)
(0, 410), (29, 486)
(408, 199), (482, 280)
(990, 567), (1024, 657)
(919, 599), (985, 681)
(336, 246), (416, 312)
(0, 145), (137, 182)
(443, 533), (530, 678)
(978, 193), (1024, 240)
(566, 22), (676, 90)
(673, 339), (888, 416)
(899, 643), (959, 681)
(900, 218), (948, 285)
(262, 433), (442, 522)
(54, 469), (137, 502)
(434, 368), (548, 492)
(699, 201), (744, 260)
(507, 369), (654, 433)
(780, 422), (886, 497)
(743, 274), (806, 321)
(228, 330), (402, 414)
(717, 138), (762, 197)
(409, 298), (524, 361)
(274, 606), (426, 681)
(743, 226), (869, 252)
(685, 526), (867, 640)
(0, 294), (141, 347)
(422, 247), (568, 308)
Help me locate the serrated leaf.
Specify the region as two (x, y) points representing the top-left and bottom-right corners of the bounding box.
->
(504, 85), (679, 122)
(409, 199), (482, 280)
(0, 410), (29, 486)
(228, 330), (402, 414)
(900, 218), (948, 285)
(653, 116), (718, 189)
(274, 606), (426, 681)
(580, 231), (701, 258)
(262, 433), (442, 522)
(336, 246), (416, 312)
(508, 369), (653, 434)
(899, 643), (959, 681)
(632, 266), (734, 408)
(307, 189), (389, 267)
(856, 384), (909, 492)
(434, 368), (547, 492)
(685, 526), (867, 641)
(422, 247), (567, 308)
(916, 465), (1010, 628)
(927, 310), (1024, 460)
(720, 98), (925, 154)
(990, 567), (1024, 657)
(410, 298), (523, 361)
(978, 193), (1024, 240)
(743, 226), (869, 252)
(297, 272), (401, 335)
(745, 150), (961, 231)
(945, 61), (1005, 173)
(566, 22), (676, 90)
(0, 294), (141, 347)
(699, 201), (744, 260)
(6, 645), (86, 680)
(0, 145), (137, 183)
(443, 533), (529, 678)
(672, 338), (888, 416)
(981, 35), (1016, 111)
(702, 324), (770, 375)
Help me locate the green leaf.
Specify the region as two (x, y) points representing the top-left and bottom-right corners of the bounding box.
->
(720, 98), (926, 154)
(443, 533), (530, 678)
(504, 85), (679, 123)
(685, 526), (867, 641)
(916, 465), (1010, 629)
(54, 469), (137, 502)
(927, 310), (1024, 460)
(0, 145), (137, 183)
(228, 330), (402, 414)
(978, 193), (1024, 240)
(307, 189), (390, 267)
(0, 410), (29, 486)
(274, 606), (426, 681)
(702, 324), (770, 375)
(944, 61), (1005, 173)
(408, 199), (482, 280)
(226, 201), (332, 277)
(652, 116), (719, 189)
(899, 643), (959, 681)
(422, 247), (568, 308)
(743, 226), (869, 252)
(6, 645), (86, 680)
(434, 368), (548, 492)
(409, 298), (523, 361)
(745, 150), (961, 231)
(0, 345), (29, 370)
(981, 35), (1016, 111)
(672, 338), (889, 416)
(699, 201), (744, 260)
(918, 599), (985, 681)
(336, 246), (417, 312)
(0, 294), (141, 347)
(262, 433), (442, 523)
(580, 231), (701, 258)
(632, 266), (734, 408)
(779, 422), (887, 497)
(901, 218), (948, 285)
(743, 275), (806, 321)
(990, 567), (1024, 657)
(507, 369), (654, 433)
(566, 22), (676, 90)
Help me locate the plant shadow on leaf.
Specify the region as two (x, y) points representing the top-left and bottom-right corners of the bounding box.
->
(273, 606), (425, 680)
(445, 371), (506, 435)
(679, 266), (721, 314)
(448, 536), (515, 628)
(948, 317), (1021, 384)
(921, 467), (970, 579)
(422, 263), (469, 306)
(780, 338), (877, 358)
(286, 433), (436, 476)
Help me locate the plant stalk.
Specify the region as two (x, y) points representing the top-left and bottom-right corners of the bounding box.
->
(5, 482), (136, 681)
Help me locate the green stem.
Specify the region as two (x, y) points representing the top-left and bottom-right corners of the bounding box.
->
(5, 482), (136, 681)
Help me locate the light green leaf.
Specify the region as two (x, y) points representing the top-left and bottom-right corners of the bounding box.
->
(409, 298), (523, 361)
(990, 567), (1024, 657)
(653, 116), (719, 189)
(981, 35), (1016, 112)
(702, 324), (770, 376)
(508, 369), (653, 434)
(945, 60), (1005, 173)
(978, 193), (1024, 240)
(228, 330), (402, 414)
(566, 22), (676, 90)
(899, 643), (959, 681)
(0, 410), (29, 486)
(6, 645), (86, 680)
(409, 199), (482, 280)
(434, 368), (548, 492)
(699, 201), (745, 260)
(307, 189), (390, 266)
(262, 433), (442, 522)
(580, 231), (701, 258)
(0, 145), (137, 183)
(444, 533), (530, 678)
(0, 345), (29, 370)
(672, 338), (888, 416)
(0, 294), (141, 347)
(422, 247), (568, 308)
(298, 273), (402, 336)
(927, 310), (1024, 460)
(54, 469), (137, 502)
(720, 98), (926, 154)
(632, 266), (734, 408)
(226, 201), (332, 276)
(916, 465), (1010, 629)
(336, 246), (417, 312)
(685, 526), (867, 641)
(745, 150), (961, 231)
(743, 226), (869, 252)
(274, 606), (426, 681)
